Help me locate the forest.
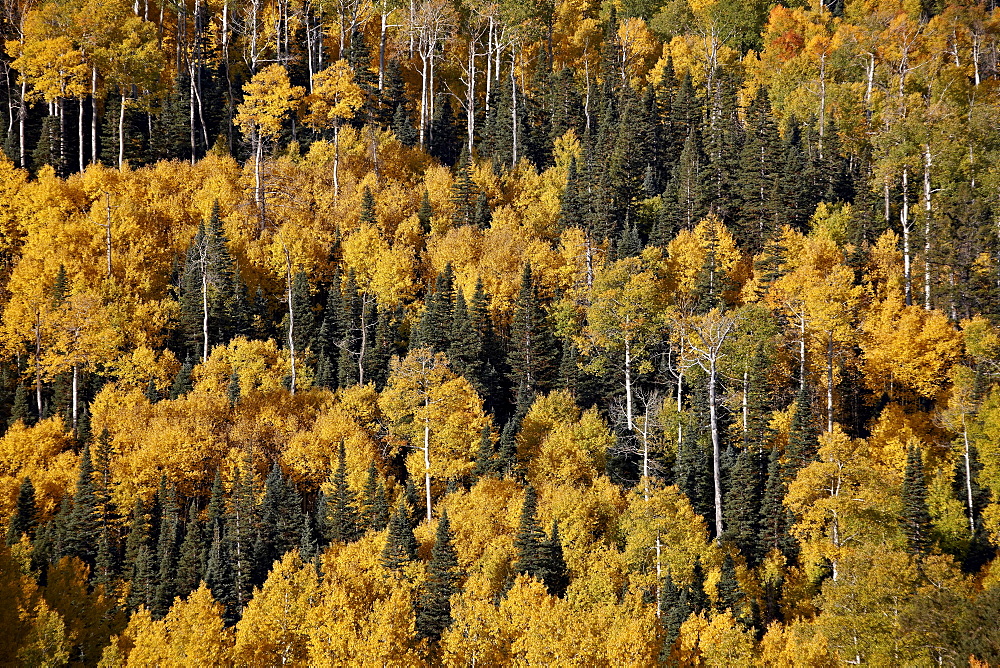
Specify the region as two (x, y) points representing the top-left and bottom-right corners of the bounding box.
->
(2, 0), (1000, 663)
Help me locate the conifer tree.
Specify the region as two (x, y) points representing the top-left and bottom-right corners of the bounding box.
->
(361, 462), (390, 532)
(497, 418), (521, 480)
(540, 519), (569, 597)
(716, 551), (745, 619)
(471, 424), (495, 481)
(124, 497), (154, 611)
(6, 477), (37, 544)
(9, 382), (32, 427)
(152, 485), (180, 618)
(392, 104), (418, 146)
(514, 486), (547, 579)
(723, 444), (767, 565)
(735, 88), (780, 253)
(417, 190), (433, 236)
(62, 442), (99, 566)
(901, 445), (932, 555)
(255, 461), (304, 583)
(507, 265), (560, 409)
(227, 372), (241, 406)
(416, 510), (461, 640)
(659, 572), (690, 657)
(760, 445), (796, 560)
(326, 441), (362, 544)
(784, 385), (818, 479)
(448, 289), (486, 396)
(175, 502), (205, 598)
(170, 356), (194, 399)
(382, 496), (418, 570)
(145, 377), (160, 404)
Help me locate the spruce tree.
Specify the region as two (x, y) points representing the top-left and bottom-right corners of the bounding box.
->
(6, 477), (37, 544)
(513, 486), (547, 580)
(901, 445), (932, 555)
(715, 551), (745, 620)
(124, 497), (154, 611)
(175, 502), (204, 598)
(417, 190), (433, 236)
(62, 442), (99, 565)
(382, 496), (418, 570)
(170, 356), (194, 399)
(448, 289), (486, 396)
(659, 572), (690, 657)
(361, 462), (390, 532)
(255, 461), (304, 583)
(507, 265), (560, 409)
(416, 510), (461, 640)
(471, 424), (495, 481)
(152, 485), (180, 618)
(327, 441), (362, 544)
(9, 382), (32, 427)
(760, 445), (796, 561)
(540, 519), (569, 597)
(723, 446), (766, 566)
(784, 385), (818, 479)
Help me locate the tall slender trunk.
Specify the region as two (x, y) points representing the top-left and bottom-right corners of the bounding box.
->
(333, 124), (340, 197)
(78, 97), (86, 172)
(202, 260), (209, 361)
(91, 69), (98, 164)
(963, 415), (975, 534)
(72, 364), (78, 429)
(118, 93), (126, 168)
(826, 332), (834, 432)
(510, 52), (517, 167)
(923, 145), (932, 310)
(357, 294), (368, 384)
(35, 310), (42, 417)
(901, 166), (912, 306)
(708, 360), (722, 538)
(424, 397), (432, 522)
(285, 247), (296, 394)
(19, 80), (26, 168)
(624, 339), (633, 431)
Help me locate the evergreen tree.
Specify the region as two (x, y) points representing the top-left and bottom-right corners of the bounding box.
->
(255, 461), (304, 583)
(448, 289), (486, 396)
(507, 265), (560, 409)
(361, 462), (390, 532)
(659, 572), (690, 657)
(326, 441), (362, 544)
(152, 484), (180, 618)
(9, 382), (32, 427)
(61, 442), (99, 566)
(497, 417), (521, 480)
(429, 94), (460, 165)
(404, 478), (422, 527)
(417, 190), (433, 236)
(540, 519), (569, 597)
(175, 502), (205, 598)
(6, 477), (37, 544)
(170, 356), (194, 399)
(382, 496), (418, 570)
(392, 104), (418, 146)
(416, 510), (461, 640)
(124, 497), (155, 611)
(760, 445), (796, 560)
(716, 551), (745, 620)
(688, 555), (709, 614)
(415, 264), (455, 353)
(513, 486), (547, 579)
(734, 88), (780, 253)
(901, 445), (932, 555)
(723, 446), (766, 566)
(227, 371), (241, 406)
(674, 389), (714, 522)
(784, 385), (818, 479)
(471, 424), (495, 481)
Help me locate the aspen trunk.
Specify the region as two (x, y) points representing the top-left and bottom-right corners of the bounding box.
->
(902, 166), (912, 306)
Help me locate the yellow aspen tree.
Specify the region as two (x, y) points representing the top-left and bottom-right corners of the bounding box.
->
(303, 60), (364, 198)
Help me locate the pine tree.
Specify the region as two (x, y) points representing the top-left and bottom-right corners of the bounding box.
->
(175, 502), (205, 598)
(327, 441), (362, 544)
(901, 445), (932, 555)
(507, 265), (560, 409)
(760, 445), (796, 561)
(170, 356), (194, 399)
(392, 104), (418, 146)
(6, 477), (37, 544)
(124, 497), (154, 611)
(255, 461), (304, 583)
(497, 418), (520, 480)
(674, 389), (714, 523)
(659, 572), (690, 657)
(404, 478), (422, 527)
(415, 264), (455, 353)
(227, 372), (241, 406)
(734, 88), (780, 253)
(540, 519), (569, 597)
(784, 385), (818, 479)
(361, 462), (390, 532)
(513, 486), (547, 579)
(62, 442), (99, 565)
(688, 555), (709, 614)
(716, 551), (745, 620)
(723, 446), (766, 566)
(9, 382), (32, 427)
(416, 510), (461, 640)
(448, 289), (486, 396)
(152, 484), (180, 618)
(417, 190), (433, 236)
(471, 424), (495, 481)
(382, 496), (418, 570)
